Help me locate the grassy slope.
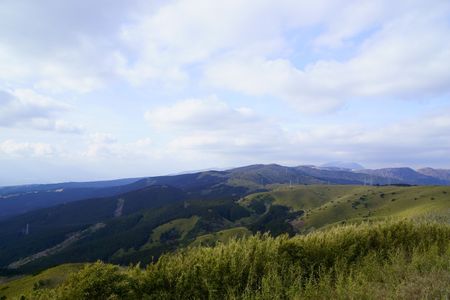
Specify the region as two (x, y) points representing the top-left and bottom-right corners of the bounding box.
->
(271, 185), (356, 210)
(191, 227), (252, 246)
(150, 215), (200, 242)
(0, 264), (84, 299)
(302, 185), (450, 230)
(243, 185), (450, 231)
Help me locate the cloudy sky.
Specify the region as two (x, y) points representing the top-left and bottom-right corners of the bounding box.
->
(1, 0), (450, 185)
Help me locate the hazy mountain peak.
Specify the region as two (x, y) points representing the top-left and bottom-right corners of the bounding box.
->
(417, 167), (450, 181)
(320, 162), (365, 170)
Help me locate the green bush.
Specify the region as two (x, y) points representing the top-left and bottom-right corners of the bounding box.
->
(30, 262), (139, 300)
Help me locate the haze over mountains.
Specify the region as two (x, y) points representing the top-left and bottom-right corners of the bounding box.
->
(320, 161), (365, 170)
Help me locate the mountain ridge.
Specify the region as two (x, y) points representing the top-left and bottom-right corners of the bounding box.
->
(1, 164), (449, 220)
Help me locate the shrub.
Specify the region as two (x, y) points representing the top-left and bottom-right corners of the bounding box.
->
(31, 262), (140, 300)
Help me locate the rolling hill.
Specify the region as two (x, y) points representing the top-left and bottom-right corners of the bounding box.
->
(243, 185), (450, 232)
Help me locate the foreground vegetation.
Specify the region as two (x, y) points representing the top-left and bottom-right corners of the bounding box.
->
(7, 220), (449, 299)
(0, 264), (84, 299)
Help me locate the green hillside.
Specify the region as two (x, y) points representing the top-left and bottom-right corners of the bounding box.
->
(299, 185), (449, 231)
(150, 215), (200, 242)
(243, 185), (450, 232)
(0, 264), (84, 299)
(191, 227), (252, 246)
(11, 220), (450, 299)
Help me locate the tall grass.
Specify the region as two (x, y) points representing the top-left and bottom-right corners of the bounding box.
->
(28, 220), (450, 299)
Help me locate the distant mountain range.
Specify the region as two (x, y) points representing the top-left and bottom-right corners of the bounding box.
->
(0, 164), (449, 220)
(0, 163), (449, 276)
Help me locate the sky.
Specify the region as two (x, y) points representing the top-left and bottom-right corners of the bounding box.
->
(1, 0), (450, 185)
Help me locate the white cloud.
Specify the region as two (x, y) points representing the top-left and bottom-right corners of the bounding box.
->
(29, 119), (84, 134)
(205, 8), (450, 112)
(145, 97), (288, 159)
(312, 1), (387, 48)
(145, 96), (258, 130)
(205, 57), (345, 113)
(0, 89), (82, 133)
(88, 133), (118, 144)
(83, 133), (154, 160)
(116, 0), (341, 85)
(2, 0), (448, 103)
(0, 140), (55, 158)
(0, 89), (69, 118)
(289, 108), (450, 167)
(114, 0), (450, 107)
(0, 0), (139, 94)
(144, 97), (450, 168)
(0, 35), (105, 94)
(201, 1), (450, 113)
